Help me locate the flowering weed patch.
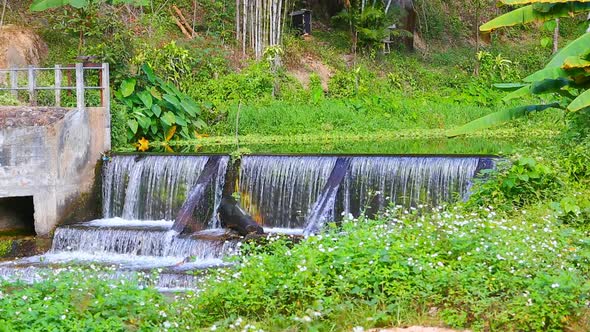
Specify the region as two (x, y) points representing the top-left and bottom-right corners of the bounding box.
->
(179, 206), (590, 331)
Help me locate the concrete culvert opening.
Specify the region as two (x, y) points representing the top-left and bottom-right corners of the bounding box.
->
(0, 196), (36, 235)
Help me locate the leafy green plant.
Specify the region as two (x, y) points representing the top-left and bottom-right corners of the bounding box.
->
(115, 64), (206, 143)
(332, 3), (389, 52)
(0, 93), (20, 106)
(133, 41), (194, 88)
(30, 0), (145, 52)
(468, 157), (561, 210)
(450, 0), (590, 136)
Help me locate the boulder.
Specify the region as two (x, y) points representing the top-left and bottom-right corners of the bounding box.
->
(0, 25), (47, 84)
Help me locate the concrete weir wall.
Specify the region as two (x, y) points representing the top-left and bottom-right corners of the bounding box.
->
(0, 106), (108, 236)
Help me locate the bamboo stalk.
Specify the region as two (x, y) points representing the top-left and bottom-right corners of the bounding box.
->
(171, 11), (193, 39)
(172, 5), (196, 36)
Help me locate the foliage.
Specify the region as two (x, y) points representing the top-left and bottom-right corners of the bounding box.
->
(133, 41), (194, 88)
(332, 3), (389, 52)
(451, 1), (590, 136)
(172, 202), (590, 331)
(115, 64), (206, 142)
(110, 102), (129, 148)
(480, 1), (590, 33)
(467, 156), (561, 210)
(0, 93), (20, 106)
(0, 266), (169, 331)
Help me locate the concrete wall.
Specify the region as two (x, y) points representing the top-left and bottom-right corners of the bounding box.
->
(0, 106), (109, 236)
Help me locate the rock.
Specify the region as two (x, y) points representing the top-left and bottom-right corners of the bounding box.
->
(0, 25), (47, 69)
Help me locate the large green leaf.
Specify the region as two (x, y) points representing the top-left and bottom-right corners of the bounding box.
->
(30, 0), (87, 11)
(546, 32), (590, 68)
(562, 56), (590, 70)
(493, 83), (528, 91)
(531, 78), (572, 94)
(137, 114), (151, 130)
(151, 104), (162, 117)
(127, 119), (138, 134)
(524, 66), (570, 82)
(161, 111), (176, 126)
(447, 103), (560, 137)
(120, 78), (136, 97)
(502, 84), (531, 102)
(142, 64), (156, 83)
(163, 94), (181, 108)
(480, 4), (590, 32)
(137, 90), (153, 108)
(568, 89), (590, 112)
(180, 97), (200, 117)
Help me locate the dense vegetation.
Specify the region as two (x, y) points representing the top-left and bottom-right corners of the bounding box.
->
(1, 0), (590, 331)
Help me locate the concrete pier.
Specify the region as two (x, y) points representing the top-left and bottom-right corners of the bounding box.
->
(0, 106), (108, 236)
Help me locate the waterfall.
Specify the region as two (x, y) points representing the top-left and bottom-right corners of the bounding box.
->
(238, 156), (337, 228)
(237, 156), (489, 230)
(340, 156), (481, 216)
(1, 153), (495, 289)
(304, 157), (352, 236)
(173, 156), (230, 232)
(102, 156), (210, 220)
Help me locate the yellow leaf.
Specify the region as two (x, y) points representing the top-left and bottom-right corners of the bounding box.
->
(165, 126), (177, 142)
(137, 137), (149, 152)
(194, 131), (210, 139)
(164, 144), (175, 153)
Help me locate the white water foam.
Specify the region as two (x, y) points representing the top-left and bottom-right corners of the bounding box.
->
(84, 217), (174, 228)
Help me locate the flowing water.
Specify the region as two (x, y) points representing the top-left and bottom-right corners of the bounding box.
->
(1, 153), (494, 290)
(1, 156), (232, 290)
(238, 155), (491, 229)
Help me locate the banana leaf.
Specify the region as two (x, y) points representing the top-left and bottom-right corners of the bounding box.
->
(524, 66), (570, 82)
(568, 89), (590, 111)
(30, 0), (87, 11)
(562, 56), (590, 70)
(546, 32), (590, 68)
(531, 78), (572, 94)
(501, 0), (590, 4)
(493, 83), (528, 90)
(447, 103), (560, 137)
(502, 84), (531, 102)
(480, 4), (590, 32)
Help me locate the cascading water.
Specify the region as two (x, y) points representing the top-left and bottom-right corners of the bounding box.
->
(102, 155), (210, 220)
(340, 156), (482, 216)
(1, 155), (232, 290)
(237, 155), (491, 231)
(1, 153), (495, 290)
(238, 156), (337, 228)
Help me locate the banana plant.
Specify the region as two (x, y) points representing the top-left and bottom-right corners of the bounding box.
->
(448, 0), (590, 137)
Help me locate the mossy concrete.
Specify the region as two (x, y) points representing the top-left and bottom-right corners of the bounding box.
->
(0, 236), (52, 259)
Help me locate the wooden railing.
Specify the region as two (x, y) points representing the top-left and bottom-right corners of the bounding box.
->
(0, 63), (110, 111)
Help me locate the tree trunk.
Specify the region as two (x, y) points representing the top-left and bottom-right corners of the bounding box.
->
(0, 0), (7, 28)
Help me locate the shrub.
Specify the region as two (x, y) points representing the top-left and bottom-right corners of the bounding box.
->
(115, 64), (206, 142)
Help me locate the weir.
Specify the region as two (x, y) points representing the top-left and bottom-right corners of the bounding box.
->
(0, 153), (495, 290)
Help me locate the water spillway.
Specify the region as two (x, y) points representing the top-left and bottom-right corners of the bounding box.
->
(1, 153), (494, 290)
(238, 155), (490, 229)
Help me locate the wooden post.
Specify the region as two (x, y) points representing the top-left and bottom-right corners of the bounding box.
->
(101, 62), (111, 150)
(28, 65), (36, 106)
(75, 63), (84, 110)
(9, 68), (17, 99)
(54, 65), (62, 107)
